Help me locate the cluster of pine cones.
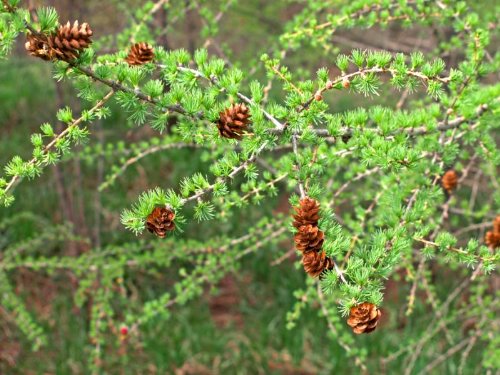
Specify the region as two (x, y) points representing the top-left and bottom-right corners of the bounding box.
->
(25, 21), (93, 62)
(23, 14), (494, 341)
(26, 20), (250, 140)
(292, 198), (382, 334)
(26, 21), (156, 67)
(485, 216), (500, 249)
(292, 198), (333, 278)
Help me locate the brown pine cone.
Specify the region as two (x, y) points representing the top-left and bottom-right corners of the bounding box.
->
(485, 231), (500, 249)
(146, 207), (175, 238)
(25, 33), (54, 61)
(493, 215), (500, 234)
(484, 215), (500, 249)
(292, 197), (320, 229)
(294, 225), (324, 253)
(48, 21), (93, 62)
(441, 170), (458, 193)
(347, 302), (382, 334)
(216, 103), (251, 139)
(302, 250), (333, 278)
(125, 42), (155, 65)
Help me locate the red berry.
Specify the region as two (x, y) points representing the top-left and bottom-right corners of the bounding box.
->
(120, 326), (128, 336)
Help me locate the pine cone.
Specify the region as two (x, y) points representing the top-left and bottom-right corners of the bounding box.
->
(485, 231), (500, 249)
(347, 302), (382, 334)
(146, 207), (175, 238)
(294, 224), (324, 253)
(216, 103), (251, 139)
(484, 215), (500, 249)
(25, 33), (54, 61)
(125, 42), (155, 65)
(493, 215), (500, 234)
(292, 197), (320, 229)
(302, 250), (333, 278)
(48, 21), (93, 62)
(441, 170), (458, 193)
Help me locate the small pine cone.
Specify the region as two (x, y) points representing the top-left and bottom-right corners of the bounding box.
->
(302, 250), (333, 278)
(48, 21), (93, 62)
(485, 231), (500, 249)
(292, 197), (320, 229)
(25, 33), (54, 61)
(347, 302), (382, 334)
(125, 42), (155, 65)
(146, 207), (175, 238)
(216, 103), (251, 140)
(493, 215), (500, 234)
(294, 224), (324, 253)
(441, 170), (458, 193)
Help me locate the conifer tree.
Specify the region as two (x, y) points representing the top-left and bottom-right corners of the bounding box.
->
(0, 0), (499, 372)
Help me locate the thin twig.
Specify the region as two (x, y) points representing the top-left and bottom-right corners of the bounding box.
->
(268, 103), (489, 137)
(404, 264), (483, 375)
(420, 266), (455, 343)
(453, 221), (494, 237)
(175, 65), (286, 131)
(181, 142), (269, 204)
(333, 167), (380, 199)
(418, 332), (481, 375)
(237, 173), (288, 203)
(98, 142), (200, 191)
(271, 247), (295, 266)
(317, 285), (367, 373)
(413, 238), (496, 262)
(291, 135), (305, 199)
(298, 66), (452, 112)
(3, 90), (115, 196)
(128, 225), (288, 333)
